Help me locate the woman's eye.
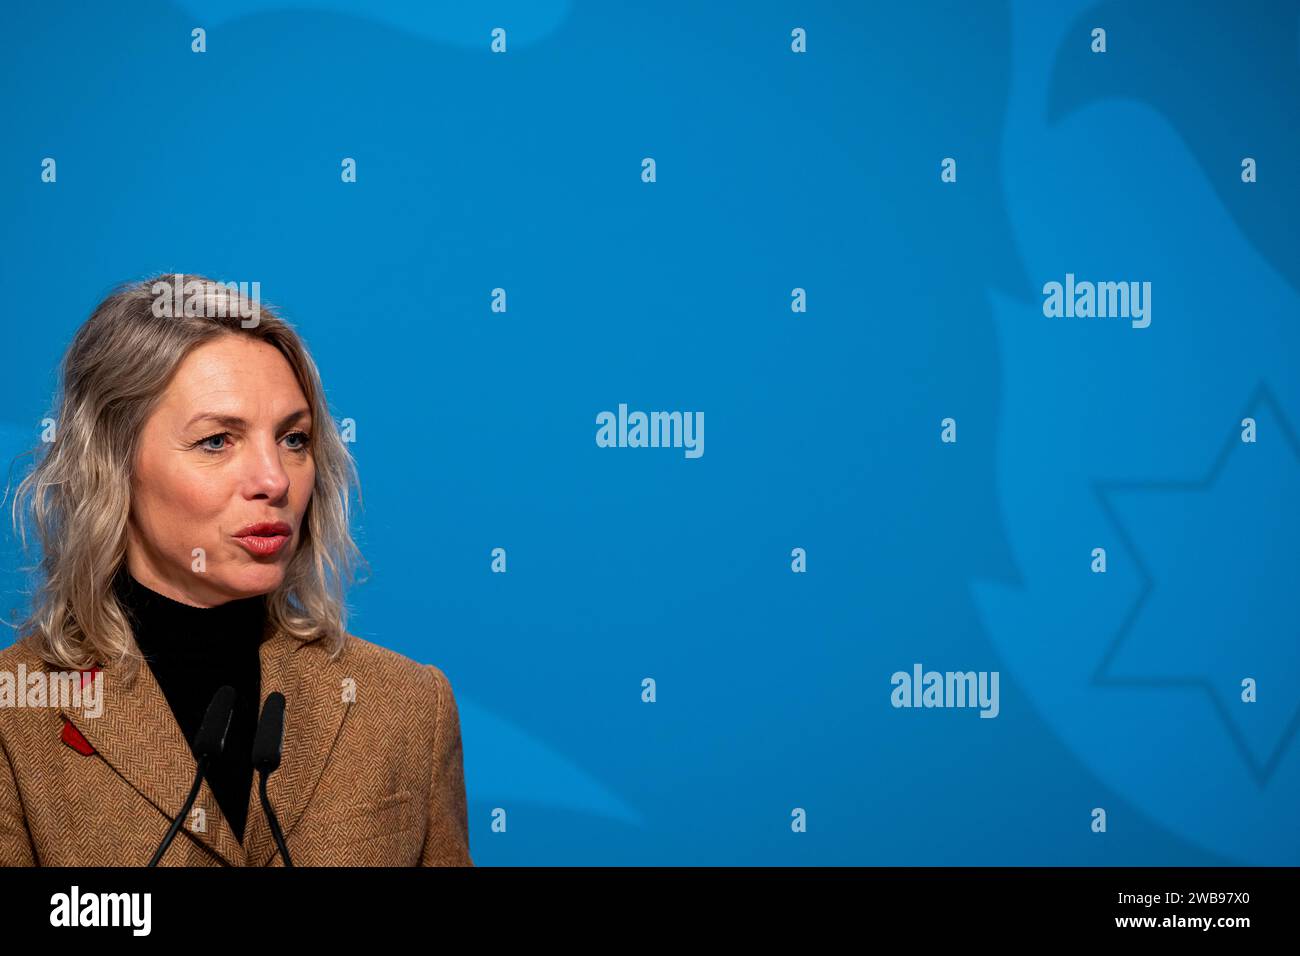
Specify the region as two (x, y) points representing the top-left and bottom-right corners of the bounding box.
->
(192, 431), (310, 454)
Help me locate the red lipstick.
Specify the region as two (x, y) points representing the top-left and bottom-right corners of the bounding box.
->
(233, 521), (292, 557)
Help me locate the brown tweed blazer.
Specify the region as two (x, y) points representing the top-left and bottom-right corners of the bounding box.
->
(0, 626), (473, 866)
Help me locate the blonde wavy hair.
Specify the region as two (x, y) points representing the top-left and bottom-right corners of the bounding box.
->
(5, 274), (367, 680)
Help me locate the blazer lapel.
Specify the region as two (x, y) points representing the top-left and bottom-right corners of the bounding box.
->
(241, 628), (350, 867)
(58, 624), (349, 867)
(58, 655), (247, 867)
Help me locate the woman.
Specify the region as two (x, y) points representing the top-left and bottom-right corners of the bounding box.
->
(0, 275), (472, 866)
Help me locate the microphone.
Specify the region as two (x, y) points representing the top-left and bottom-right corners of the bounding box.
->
(252, 692), (293, 867)
(148, 685), (236, 867)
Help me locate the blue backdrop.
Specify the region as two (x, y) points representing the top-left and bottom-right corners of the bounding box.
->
(2, 0), (1296, 865)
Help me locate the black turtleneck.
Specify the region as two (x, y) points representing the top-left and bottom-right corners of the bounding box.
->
(112, 567), (268, 845)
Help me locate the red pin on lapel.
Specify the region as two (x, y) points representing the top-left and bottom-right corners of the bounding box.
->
(60, 667), (101, 755)
(61, 719), (95, 756)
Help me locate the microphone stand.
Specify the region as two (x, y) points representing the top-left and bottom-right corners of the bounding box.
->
(149, 685), (237, 867)
(253, 691), (293, 867)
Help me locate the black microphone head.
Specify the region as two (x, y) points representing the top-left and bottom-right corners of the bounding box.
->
(252, 692), (287, 773)
(194, 685), (237, 759)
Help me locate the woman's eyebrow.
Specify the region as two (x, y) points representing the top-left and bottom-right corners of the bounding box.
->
(184, 408), (311, 431)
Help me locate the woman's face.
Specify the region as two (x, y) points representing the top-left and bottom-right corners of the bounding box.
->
(126, 335), (315, 607)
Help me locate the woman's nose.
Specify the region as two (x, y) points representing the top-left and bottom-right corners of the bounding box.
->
(246, 440), (292, 499)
